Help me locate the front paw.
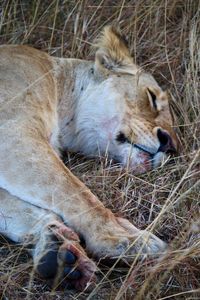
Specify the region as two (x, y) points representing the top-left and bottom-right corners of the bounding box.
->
(95, 231), (167, 259)
(117, 217), (167, 257)
(128, 230), (167, 256)
(87, 218), (167, 259)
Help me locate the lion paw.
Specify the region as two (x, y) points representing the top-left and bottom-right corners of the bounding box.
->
(35, 223), (96, 291)
(89, 217), (167, 259)
(128, 230), (167, 256)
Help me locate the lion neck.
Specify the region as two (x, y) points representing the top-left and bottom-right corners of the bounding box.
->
(55, 58), (124, 157)
(56, 58), (96, 152)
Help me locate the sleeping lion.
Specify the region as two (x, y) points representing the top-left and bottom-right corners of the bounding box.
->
(0, 26), (178, 290)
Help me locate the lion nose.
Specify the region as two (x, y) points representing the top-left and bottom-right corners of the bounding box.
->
(157, 128), (176, 154)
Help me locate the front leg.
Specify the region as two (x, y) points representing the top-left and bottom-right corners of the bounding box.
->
(0, 129), (166, 259)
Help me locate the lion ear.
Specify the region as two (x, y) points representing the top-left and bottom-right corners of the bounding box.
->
(94, 25), (139, 75)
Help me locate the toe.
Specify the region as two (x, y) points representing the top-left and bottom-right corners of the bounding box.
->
(152, 236), (167, 252)
(65, 250), (77, 265)
(64, 267), (82, 280)
(37, 249), (58, 278)
(139, 231), (167, 254)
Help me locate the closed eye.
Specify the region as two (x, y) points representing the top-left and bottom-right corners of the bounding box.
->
(116, 132), (156, 155)
(116, 132), (132, 144)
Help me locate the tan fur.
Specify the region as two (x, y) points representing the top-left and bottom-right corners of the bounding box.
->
(0, 26), (178, 288)
(95, 25), (139, 75)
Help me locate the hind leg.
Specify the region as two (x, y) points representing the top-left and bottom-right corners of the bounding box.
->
(0, 188), (96, 291)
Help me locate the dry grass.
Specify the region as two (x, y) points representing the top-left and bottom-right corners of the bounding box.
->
(0, 0), (199, 299)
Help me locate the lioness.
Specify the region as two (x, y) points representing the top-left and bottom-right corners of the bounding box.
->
(0, 26), (178, 290)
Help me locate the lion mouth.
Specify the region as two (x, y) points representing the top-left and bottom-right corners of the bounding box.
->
(133, 143), (169, 171)
(132, 144), (169, 172)
(113, 143), (168, 173)
(133, 143), (156, 156)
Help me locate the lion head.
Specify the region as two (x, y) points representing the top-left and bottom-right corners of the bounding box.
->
(72, 26), (178, 174)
